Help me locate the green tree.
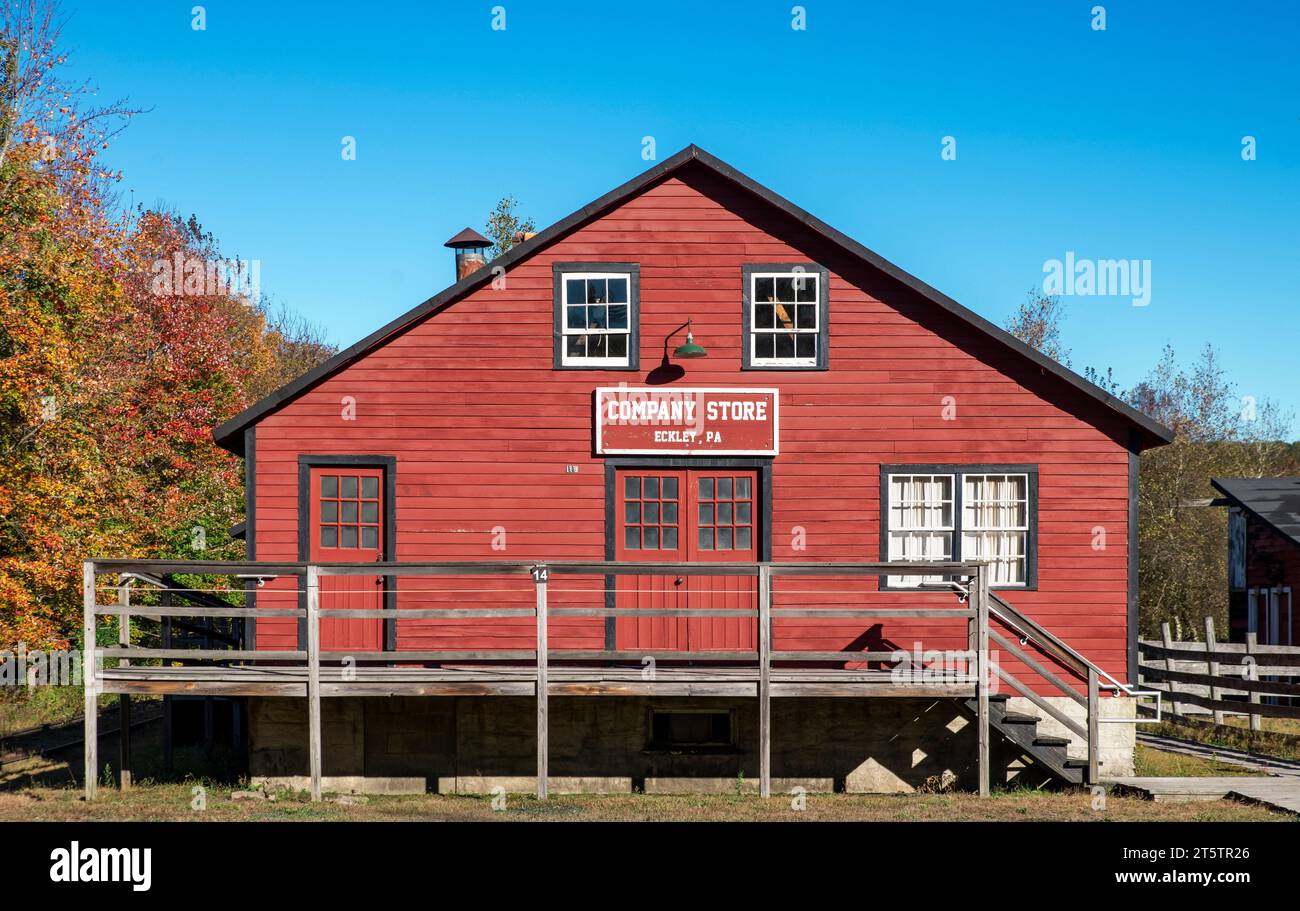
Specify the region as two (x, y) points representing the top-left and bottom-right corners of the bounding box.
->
(484, 195), (535, 261)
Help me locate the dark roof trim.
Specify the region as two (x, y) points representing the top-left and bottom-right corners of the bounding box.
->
(1211, 477), (1300, 550)
(214, 145), (1174, 455)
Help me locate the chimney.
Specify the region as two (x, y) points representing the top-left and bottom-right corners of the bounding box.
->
(444, 227), (492, 280)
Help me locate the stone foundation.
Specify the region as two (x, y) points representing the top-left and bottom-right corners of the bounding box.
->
(1005, 694), (1136, 778)
(246, 695), (1127, 795)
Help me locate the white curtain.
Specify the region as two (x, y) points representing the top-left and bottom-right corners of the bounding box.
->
(888, 475), (952, 586)
(962, 475), (1027, 585)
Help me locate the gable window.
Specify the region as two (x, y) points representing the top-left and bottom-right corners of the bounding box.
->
(881, 465), (1037, 589)
(742, 263), (829, 369)
(553, 262), (639, 369)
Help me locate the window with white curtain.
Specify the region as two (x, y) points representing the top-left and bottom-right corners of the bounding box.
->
(883, 467), (1035, 588)
(961, 474), (1029, 585)
(886, 474), (954, 587)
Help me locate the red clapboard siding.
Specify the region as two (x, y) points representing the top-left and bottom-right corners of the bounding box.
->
(249, 163), (1139, 692)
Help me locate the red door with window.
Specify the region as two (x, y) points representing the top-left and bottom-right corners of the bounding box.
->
(615, 469), (758, 651)
(309, 466), (385, 651)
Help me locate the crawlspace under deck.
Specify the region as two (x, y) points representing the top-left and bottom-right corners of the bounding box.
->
(97, 664), (978, 699)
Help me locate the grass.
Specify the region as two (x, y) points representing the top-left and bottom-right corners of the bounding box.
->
(1148, 714), (1300, 763)
(1133, 743), (1269, 778)
(0, 688), (87, 737)
(0, 783), (1289, 822)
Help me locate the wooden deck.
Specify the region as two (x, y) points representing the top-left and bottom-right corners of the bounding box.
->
(98, 663), (978, 698)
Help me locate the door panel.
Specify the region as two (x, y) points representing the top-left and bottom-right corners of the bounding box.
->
(615, 468), (758, 651)
(309, 466), (385, 651)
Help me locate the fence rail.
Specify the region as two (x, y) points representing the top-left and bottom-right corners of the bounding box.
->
(82, 557), (1122, 802)
(1138, 617), (1300, 730)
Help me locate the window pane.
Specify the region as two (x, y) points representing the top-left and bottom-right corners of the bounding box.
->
(320, 476), (338, 497)
(586, 278), (607, 303)
(644, 502), (659, 523)
(320, 526), (337, 548)
(755, 334), (775, 360)
(796, 303), (817, 329)
(607, 334), (627, 358)
(567, 305), (586, 329)
(361, 477), (379, 498)
(565, 279), (585, 304)
(699, 477), (714, 499)
(587, 334), (607, 357)
(625, 527), (640, 550)
(607, 278), (628, 303)
(796, 334), (816, 359)
(662, 502), (678, 524)
(717, 527), (733, 550)
(775, 276), (795, 301)
(608, 304), (628, 329)
(321, 501), (338, 522)
(736, 526), (752, 550)
(775, 302), (794, 329)
(796, 274), (817, 302)
(625, 476), (640, 499)
(360, 526), (378, 549)
(566, 336), (587, 357)
(644, 477), (660, 498)
(643, 526), (659, 549)
(340, 526), (358, 547)
(699, 504), (714, 524)
(698, 528), (714, 550)
(737, 477), (752, 499)
(340, 477), (358, 498)
(588, 305), (607, 329)
(754, 277), (775, 302)
(717, 477), (733, 499)
(341, 501), (358, 523)
(737, 502), (752, 523)
(361, 502), (378, 523)
(662, 527), (678, 550)
(625, 503), (640, 523)
(774, 334), (795, 359)
(662, 477), (678, 499)
(755, 304), (775, 329)
(717, 502), (733, 524)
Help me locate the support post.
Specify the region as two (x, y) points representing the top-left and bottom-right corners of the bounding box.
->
(1160, 622), (1180, 716)
(1087, 667), (1099, 784)
(1204, 616), (1224, 725)
(758, 563), (772, 799)
(118, 582), (132, 790)
(83, 561), (98, 801)
(975, 565), (990, 797)
(533, 565), (549, 801)
(1245, 632), (1261, 732)
(306, 564), (322, 802)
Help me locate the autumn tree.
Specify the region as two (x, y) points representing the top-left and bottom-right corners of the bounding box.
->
(1005, 288), (1071, 366)
(484, 195), (535, 260)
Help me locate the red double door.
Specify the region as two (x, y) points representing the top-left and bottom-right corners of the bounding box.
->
(614, 468), (758, 651)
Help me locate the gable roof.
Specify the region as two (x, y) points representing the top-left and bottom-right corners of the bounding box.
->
(214, 144), (1174, 455)
(1211, 477), (1300, 549)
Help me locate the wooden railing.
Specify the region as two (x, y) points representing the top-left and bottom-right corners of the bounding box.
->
(82, 557), (1127, 800)
(1139, 618), (1300, 730)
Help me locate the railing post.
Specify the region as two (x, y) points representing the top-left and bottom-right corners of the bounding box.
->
(118, 582), (132, 790)
(1087, 667), (1099, 783)
(533, 564), (549, 801)
(1204, 616), (1224, 725)
(758, 563), (771, 799)
(1160, 622), (1181, 716)
(1245, 632), (1261, 732)
(306, 564), (322, 802)
(974, 565), (990, 797)
(83, 561), (98, 801)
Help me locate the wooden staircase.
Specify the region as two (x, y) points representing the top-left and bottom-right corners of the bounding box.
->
(961, 693), (1091, 785)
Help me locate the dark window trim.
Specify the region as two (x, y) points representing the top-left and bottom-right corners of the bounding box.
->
(603, 457), (773, 648)
(297, 455), (398, 650)
(741, 262), (830, 371)
(552, 262), (640, 371)
(878, 463), (1039, 591)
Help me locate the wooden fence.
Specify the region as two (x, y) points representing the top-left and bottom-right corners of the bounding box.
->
(1138, 617), (1300, 731)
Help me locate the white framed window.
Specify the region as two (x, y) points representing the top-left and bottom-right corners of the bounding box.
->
(883, 466), (1036, 588)
(961, 473), (1030, 586)
(886, 474), (954, 587)
(559, 271), (634, 367)
(743, 264), (828, 369)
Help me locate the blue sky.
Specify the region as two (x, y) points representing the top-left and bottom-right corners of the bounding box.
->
(60, 1), (1299, 435)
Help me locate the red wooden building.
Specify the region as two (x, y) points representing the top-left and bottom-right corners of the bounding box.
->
(149, 145), (1173, 794)
(1213, 477), (1299, 645)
